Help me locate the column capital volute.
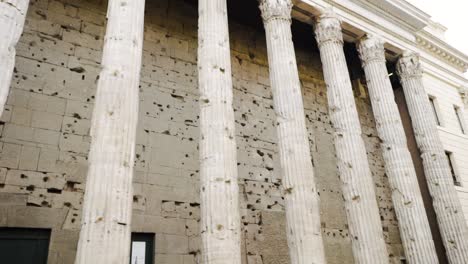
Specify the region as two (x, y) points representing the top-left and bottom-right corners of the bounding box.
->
(396, 51), (423, 80)
(358, 35), (386, 67)
(259, 0), (292, 23)
(314, 9), (343, 47)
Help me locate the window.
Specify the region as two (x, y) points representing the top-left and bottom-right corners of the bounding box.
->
(454, 106), (466, 134)
(445, 151), (461, 186)
(0, 228), (51, 264)
(130, 233), (154, 264)
(429, 96), (441, 126)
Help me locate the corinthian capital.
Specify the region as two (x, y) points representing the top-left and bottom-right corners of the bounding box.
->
(259, 0), (292, 22)
(396, 51), (423, 80)
(358, 35), (386, 67)
(314, 9), (343, 47)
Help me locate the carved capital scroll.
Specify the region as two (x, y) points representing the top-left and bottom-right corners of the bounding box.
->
(259, 0), (292, 22)
(314, 9), (343, 47)
(358, 35), (386, 67)
(396, 51), (424, 80)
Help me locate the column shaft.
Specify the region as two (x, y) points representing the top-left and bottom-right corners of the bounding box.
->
(75, 0), (145, 263)
(198, 1), (241, 263)
(314, 11), (389, 264)
(358, 37), (438, 263)
(397, 52), (468, 264)
(0, 0), (29, 116)
(259, 1), (326, 263)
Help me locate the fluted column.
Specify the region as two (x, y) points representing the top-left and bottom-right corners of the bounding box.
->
(314, 11), (389, 264)
(198, 1), (241, 263)
(259, 1), (326, 263)
(75, 0), (145, 263)
(0, 0), (29, 117)
(358, 36), (438, 263)
(397, 52), (468, 264)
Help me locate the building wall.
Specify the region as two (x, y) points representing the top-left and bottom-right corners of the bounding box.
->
(422, 74), (468, 225)
(0, 0), (406, 263)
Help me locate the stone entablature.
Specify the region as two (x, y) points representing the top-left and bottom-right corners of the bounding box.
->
(295, 0), (468, 81)
(417, 34), (468, 73)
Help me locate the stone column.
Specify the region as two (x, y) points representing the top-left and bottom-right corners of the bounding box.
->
(358, 36), (438, 263)
(397, 52), (468, 264)
(75, 0), (145, 263)
(0, 0), (29, 117)
(198, 0), (241, 263)
(314, 11), (389, 264)
(259, 1), (326, 263)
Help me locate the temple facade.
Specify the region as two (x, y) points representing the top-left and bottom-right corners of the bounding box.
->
(0, 0), (468, 263)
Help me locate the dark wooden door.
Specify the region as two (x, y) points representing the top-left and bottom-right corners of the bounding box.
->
(130, 233), (154, 264)
(0, 228), (51, 264)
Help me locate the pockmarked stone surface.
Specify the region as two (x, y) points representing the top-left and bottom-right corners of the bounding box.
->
(0, 0), (415, 263)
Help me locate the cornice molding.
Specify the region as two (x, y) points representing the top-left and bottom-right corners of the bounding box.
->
(296, 0), (468, 80)
(416, 33), (468, 73)
(347, 0), (430, 31)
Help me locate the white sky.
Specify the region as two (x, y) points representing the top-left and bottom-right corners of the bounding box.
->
(407, 0), (468, 77)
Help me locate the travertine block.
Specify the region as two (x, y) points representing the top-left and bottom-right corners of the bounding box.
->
(33, 128), (60, 145)
(28, 93), (66, 115)
(156, 234), (189, 254)
(7, 205), (67, 228)
(3, 123), (34, 141)
(11, 107), (32, 126)
(0, 143), (21, 168)
(31, 111), (63, 131)
(18, 145), (40, 170)
(61, 116), (90, 136)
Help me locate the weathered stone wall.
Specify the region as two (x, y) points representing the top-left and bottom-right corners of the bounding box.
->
(0, 0), (404, 263)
